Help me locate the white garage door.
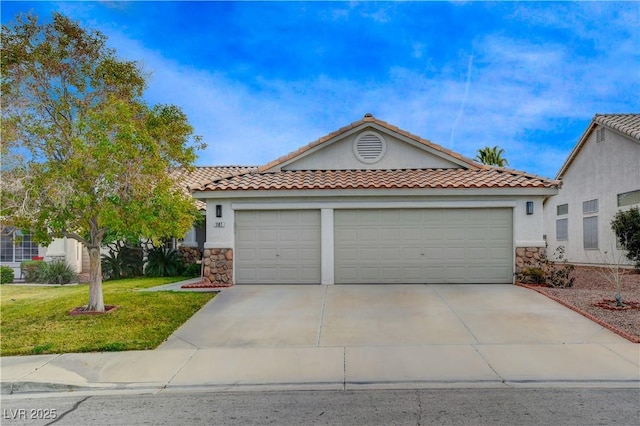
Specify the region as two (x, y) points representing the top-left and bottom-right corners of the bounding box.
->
(235, 210), (321, 284)
(335, 208), (513, 284)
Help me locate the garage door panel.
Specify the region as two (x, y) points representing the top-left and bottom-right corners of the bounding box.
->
(335, 208), (513, 284)
(237, 248), (257, 261)
(358, 228), (380, 241)
(359, 248), (380, 261)
(236, 210), (320, 284)
(259, 229), (278, 241)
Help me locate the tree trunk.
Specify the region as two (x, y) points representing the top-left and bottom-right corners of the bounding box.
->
(87, 245), (105, 312)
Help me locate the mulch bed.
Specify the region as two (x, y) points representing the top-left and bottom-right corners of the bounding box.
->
(69, 305), (119, 316)
(518, 265), (640, 343)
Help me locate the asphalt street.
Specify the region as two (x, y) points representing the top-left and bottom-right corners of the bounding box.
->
(2, 388), (639, 426)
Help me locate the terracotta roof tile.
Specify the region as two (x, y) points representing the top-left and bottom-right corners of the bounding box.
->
(173, 166), (257, 209)
(199, 169), (559, 192)
(594, 114), (640, 140)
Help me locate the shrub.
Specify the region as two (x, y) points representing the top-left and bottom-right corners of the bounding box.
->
(518, 267), (545, 284)
(102, 241), (144, 280)
(542, 246), (575, 288)
(518, 247), (575, 288)
(39, 260), (78, 284)
(20, 260), (45, 282)
(0, 266), (15, 284)
(611, 206), (640, 270)
(145, 247), (184, 277)
(182, 262), (202, 278)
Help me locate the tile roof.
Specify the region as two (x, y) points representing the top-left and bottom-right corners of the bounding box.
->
(594, 114), (640, 141)
(259, 114), (482, 172)
(193, 168), (558, 192)
(173, 166), (257, 209)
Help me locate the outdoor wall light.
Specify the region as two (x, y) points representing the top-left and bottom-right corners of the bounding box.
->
(526, 201), (534, 215)
(216, 204), (222, 218)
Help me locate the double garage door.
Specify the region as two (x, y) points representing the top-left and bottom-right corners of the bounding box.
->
(235, 208), (513, 284)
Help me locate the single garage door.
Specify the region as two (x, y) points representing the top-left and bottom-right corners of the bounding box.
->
(335, 208), (512, 284)
(235, 210), (321, 284)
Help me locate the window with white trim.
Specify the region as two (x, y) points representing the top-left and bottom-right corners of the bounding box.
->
(556, 218), (568, 241)
(617, 190), (640, 207)
(583, 199), (598, 214)
(583, 216), (598, 249)
(0, 228), (40, 262)
(556, 204), (568, 216)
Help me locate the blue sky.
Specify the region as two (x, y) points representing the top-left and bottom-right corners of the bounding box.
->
(2, 1), (639, 178)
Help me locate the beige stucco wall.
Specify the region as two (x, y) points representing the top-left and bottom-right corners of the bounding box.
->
(44, 237), (84, 273)
(284, 130), (460, 170)
(543, 126), (640, 265)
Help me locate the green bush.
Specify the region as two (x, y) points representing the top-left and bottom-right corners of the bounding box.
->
(0, 266), (14, 284)
(145, 247), (184, 277)
(20, 260), (45, 282)
(612, 206), (640, 270)
(102, 241), (144, 280)
(182, 262), (202, 278)
(38, 260), (78, 284)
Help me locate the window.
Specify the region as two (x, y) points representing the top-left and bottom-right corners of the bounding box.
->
(583, 199), (598, 214)
(0, 228), (39, 263)
(583, 216), (598, 249)
(556, 218), (568, 241)
(618, 190), (640, 207)
(556, 204), (568, 216)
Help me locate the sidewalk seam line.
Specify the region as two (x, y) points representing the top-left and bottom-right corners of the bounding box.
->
(316, 285), (329, 347)
(471, 344), (507, 385)
(162, 349), (199, 389)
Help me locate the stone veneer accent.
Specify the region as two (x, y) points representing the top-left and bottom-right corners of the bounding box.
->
(515, 247), (546, 274)
(178, 246), (202, 266)
(203, 248), (233, 285)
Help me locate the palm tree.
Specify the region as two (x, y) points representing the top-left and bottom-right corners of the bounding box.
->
(475, 146), (509, 167)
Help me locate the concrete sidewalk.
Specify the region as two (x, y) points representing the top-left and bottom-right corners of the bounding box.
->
(2, 342), (639, 394)
(1, 284), (639, 395)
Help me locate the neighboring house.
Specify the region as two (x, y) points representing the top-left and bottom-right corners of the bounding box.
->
(0, 166), (257, 278)
(190, 114), (559, 285)
(0, 228), (84, 277)
(543, 114), (640, 266)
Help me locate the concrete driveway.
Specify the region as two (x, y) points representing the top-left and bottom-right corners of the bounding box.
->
(154, 284), (638, 388)
(3, 284), (637, 393)
(160, 284), (629, 349)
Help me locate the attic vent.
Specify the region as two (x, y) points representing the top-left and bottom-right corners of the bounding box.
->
(596, 127), (605, 143)
(354, 131), (386, 164)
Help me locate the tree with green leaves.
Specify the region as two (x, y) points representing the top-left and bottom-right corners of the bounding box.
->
(1, 13), (205, 312)
(611, 206), (640, 270)
(474, 146), (509, 167)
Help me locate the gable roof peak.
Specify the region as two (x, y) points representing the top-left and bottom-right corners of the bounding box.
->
(259, 115), (482, 172)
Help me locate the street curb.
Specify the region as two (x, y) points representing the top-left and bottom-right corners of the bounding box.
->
(3, 379), (640, 396)
(516, 283), (640, 344)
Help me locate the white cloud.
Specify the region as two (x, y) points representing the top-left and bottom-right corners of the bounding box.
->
(47, 1), (637, 180)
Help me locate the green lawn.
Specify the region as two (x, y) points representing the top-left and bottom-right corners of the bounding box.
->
(0, 277), (215, 356)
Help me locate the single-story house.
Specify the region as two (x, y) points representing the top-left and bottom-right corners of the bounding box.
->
(542, 114), (640, 266)
(0, 228), (85, 277)
(189, 114), (559, 285)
